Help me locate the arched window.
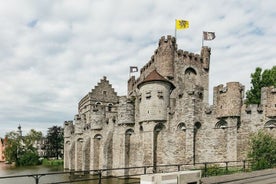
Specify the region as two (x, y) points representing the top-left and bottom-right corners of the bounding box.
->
(107, 103), (113, 112)
(264, 120), (276, 129)
(94, 134), (102, 140)
(177, 122), (186, 131)
(185, 67), (197, 90)
(194, 122), (201, 130)
(185, 67), (197, 75)
(215, 119), (228, 129)
(125, 129), (134, 136)
(154, 123), (165, 132)
(77, 138), (84, 143)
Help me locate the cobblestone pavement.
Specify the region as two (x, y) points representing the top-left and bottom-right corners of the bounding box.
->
(201, 169), (276, 184)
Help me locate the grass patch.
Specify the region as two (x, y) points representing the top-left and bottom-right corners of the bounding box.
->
(42, 159), (64, 166)
(202, 164), (247, 177)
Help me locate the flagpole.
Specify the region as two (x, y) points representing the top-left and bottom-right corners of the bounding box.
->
(202, 32), (204, 47)
(175, 19), (177, 41)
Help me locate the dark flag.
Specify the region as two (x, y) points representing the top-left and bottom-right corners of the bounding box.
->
(203, 31), (216, 40)
(130, 66), (138, 73)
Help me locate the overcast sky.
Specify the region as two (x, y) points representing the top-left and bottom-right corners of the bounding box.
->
(0, 0), (275, 137)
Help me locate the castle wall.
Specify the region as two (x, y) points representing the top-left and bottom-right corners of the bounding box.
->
(214, 82), (244, 118)
(63, 35), (276, 176)
(117, 96), (135, 125)
(261, 86), (276, 117)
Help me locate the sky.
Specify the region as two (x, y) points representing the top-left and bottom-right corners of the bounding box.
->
(0, 0), (275, 137)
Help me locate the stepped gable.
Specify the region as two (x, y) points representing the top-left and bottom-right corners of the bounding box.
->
(137, 70), (175, 89)
(90, 76), (119, 103)
(78, 76), (119, 109)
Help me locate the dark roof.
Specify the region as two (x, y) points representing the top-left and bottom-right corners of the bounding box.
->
(137, 70), (175, 89)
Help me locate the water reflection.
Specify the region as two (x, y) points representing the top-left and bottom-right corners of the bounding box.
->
(0, 162), (140, 184)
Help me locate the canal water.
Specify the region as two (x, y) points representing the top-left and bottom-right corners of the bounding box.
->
(0, 162), (140, 184)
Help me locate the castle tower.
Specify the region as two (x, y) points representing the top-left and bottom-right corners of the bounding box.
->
(117, 96), (135, 125)
(214, 82), (244, 118)
(154, 35), (177, 80)
(64, 121), (74, 138)
(213, 82), (244, 162)
(261, 86), (276, 117)
(137, 70), (175, 122)
(74, 114), (83, 134)
(201, 46), (211, 71)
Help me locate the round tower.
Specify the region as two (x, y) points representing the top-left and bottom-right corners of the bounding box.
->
(138, 70), (175, 122)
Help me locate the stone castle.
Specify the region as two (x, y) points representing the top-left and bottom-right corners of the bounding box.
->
(63, 35), (276, 174)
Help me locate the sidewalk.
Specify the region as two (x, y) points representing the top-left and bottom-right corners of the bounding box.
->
(201, 168), (276, 184)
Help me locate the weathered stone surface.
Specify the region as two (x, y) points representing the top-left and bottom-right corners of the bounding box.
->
(64, 35), (276, 175)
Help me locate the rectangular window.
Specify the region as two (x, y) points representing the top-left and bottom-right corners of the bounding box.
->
(146, 91), (151, 99)
(157, 90), (163, 99)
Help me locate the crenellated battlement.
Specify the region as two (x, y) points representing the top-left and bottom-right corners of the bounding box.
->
(140, 55), (156, 74)
(214, 82), (244, 118)
(64, 120), (74, 138)
(261, 86), (276, 117)
(158, 35), (177, 48)
(243, 104), (263, 115)
(177, 50), (203, 63)
(64, 35), (276, 174)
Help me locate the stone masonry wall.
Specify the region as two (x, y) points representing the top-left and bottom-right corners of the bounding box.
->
(63, 35), (276, 176)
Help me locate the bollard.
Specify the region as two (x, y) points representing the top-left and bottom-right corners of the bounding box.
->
(144, 166), (147, 174)
(204, 163), (207, 177)
(243, 160), (246, 172)
(225, 161), (229, 174)
(98, 170), (102, 184)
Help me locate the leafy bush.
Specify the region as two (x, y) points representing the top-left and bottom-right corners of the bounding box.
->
(42, 159), (64, 166)
(202, 164), (225, 176)
(248, 130), (276, 170)
(17, 151), (40, 166)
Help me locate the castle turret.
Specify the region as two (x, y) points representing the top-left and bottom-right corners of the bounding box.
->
(214, 82), (244, 118)
(74, 114), (84, 134)
(64, 121), (74, 138)
(139, 35), (177, 81)
(117, 96), (135, 125)
(154, 35), (177, 79)
(261, 86), (276, 117)
(90, 103), (105, 130)
(201, 46), (211, 70)
(137, 70), (175, 122)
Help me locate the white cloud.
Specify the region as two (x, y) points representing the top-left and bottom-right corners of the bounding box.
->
(0, 0), (275, 137)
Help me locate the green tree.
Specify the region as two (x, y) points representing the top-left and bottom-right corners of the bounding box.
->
(24, 129), (43, 151)
(4, 129), (43, 166)
(247, 130), (276, 170)
(246, 66), (276, 104)
(45, 126), (64, 159)
(4, 131), (21, 164)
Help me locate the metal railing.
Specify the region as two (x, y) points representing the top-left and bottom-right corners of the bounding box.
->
(0, 160), (252, 184)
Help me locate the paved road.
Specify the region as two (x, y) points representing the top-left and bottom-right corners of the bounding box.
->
(201, 169), (276, 184)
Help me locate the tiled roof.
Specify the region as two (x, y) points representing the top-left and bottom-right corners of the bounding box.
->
(138, 70), (175, 89)
(143, 70), (167, 82)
